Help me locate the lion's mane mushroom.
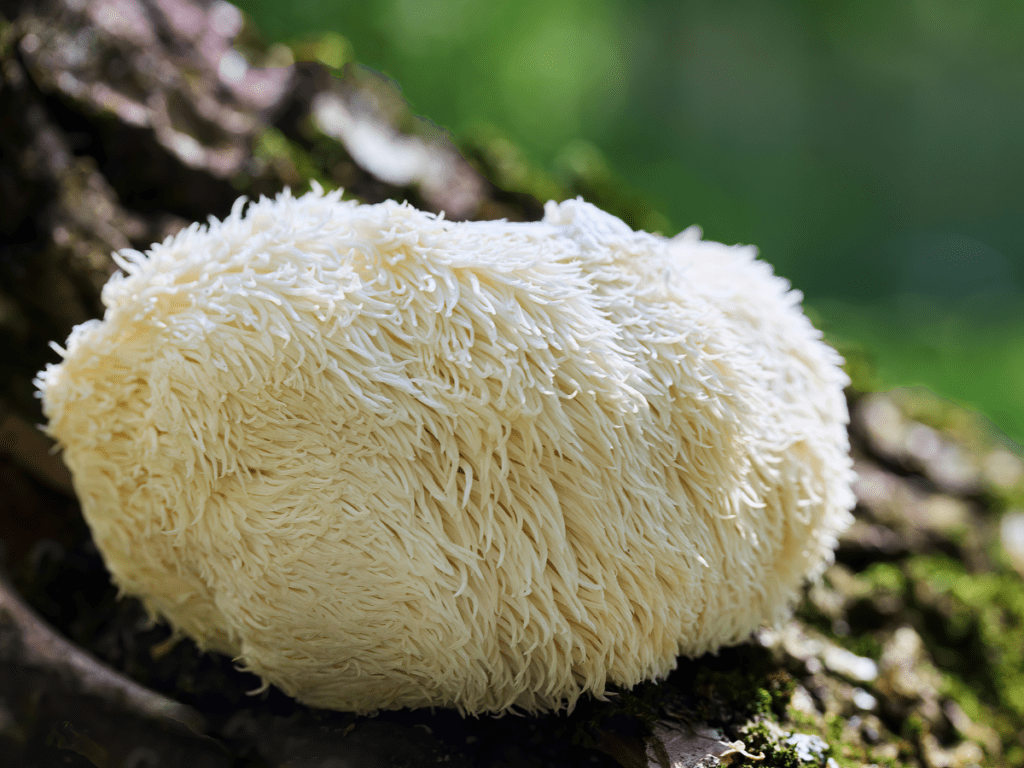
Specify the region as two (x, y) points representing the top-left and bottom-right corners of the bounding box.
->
(37, 186), (855, 715)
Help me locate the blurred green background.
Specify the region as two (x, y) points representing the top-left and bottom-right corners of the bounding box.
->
(234, 0), (1024, 447)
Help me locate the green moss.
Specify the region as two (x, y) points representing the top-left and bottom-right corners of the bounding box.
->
(939, 672), (988, 728)
(288, 32), (354, 71)
(738, 722), (804, 768)
(461, 124), (565, 206)
(552, 140), (672, 235)
(253, 128), (337, 192)
(844, 633), (885, 662)
(900, 713), (926, 744)
(785, 704), (820, 734)
(601, 682), (663, 728)
(819, 716), (867, 768)
(906, 553), (1024, 752)
(686, 660), (790, 723)
(859, 562), (907, 594)
(824, 713), (845, 749)
(460, 126), (674, 235)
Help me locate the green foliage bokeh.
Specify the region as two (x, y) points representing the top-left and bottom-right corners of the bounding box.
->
(234, 0), (1024, 447)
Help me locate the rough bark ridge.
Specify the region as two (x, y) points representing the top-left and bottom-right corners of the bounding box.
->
(2, 1), (1023, 766)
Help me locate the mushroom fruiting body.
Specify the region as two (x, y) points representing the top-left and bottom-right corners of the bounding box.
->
(37, 187), (855, 715)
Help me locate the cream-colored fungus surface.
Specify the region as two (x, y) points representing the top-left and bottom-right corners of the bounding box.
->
(37, 187), (854, 714)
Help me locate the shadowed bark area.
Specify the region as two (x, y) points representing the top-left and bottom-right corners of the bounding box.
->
(2, 1), (1023, 766)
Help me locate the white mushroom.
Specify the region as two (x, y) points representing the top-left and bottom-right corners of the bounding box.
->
(36, 186), (855, 715)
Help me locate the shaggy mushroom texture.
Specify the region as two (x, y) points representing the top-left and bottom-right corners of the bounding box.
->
(37, 186), (855, 715)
